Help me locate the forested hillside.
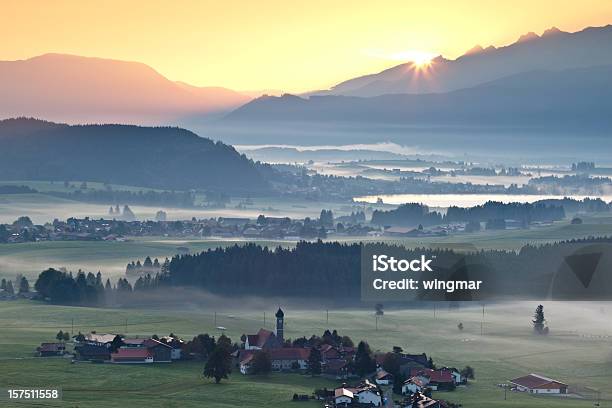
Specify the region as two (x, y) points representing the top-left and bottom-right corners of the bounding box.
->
(0, 118), (269, 192)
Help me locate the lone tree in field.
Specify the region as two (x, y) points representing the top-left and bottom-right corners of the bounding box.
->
(461, 366), (475, 381)
(532, 304), (549, 335)
(203, 334), (232, 383)
(308, 346), (322, 376)
(374, 303), (384, 316)
(251, 350), (272, 375)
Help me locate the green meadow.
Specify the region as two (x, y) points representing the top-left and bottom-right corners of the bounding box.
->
(0, 300), (610, 407)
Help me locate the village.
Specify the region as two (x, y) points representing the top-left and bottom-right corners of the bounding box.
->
(33, 308), (571, 407)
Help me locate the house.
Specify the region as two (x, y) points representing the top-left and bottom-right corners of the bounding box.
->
(320, 344), (341, 361)
(410, 368), (455, 391)
(239, 352), (255, 374)
(509, 373), (568, 394)
(375, 369), (393, 385)
(245, 329), (278, 350)
(334, 387), (355, 406)
(239, 347), (311, 374)
(334, 380), (383, 406)
(404, 391), (443, 408)
(402, 377), (426, 395)
(111, 348), (153, 364)
(36, 342), (65, 357)
(269, 347), (310, 371)
(442, 367), (463, 384)
(322, 358), (350, 378)
(121, 338), (172, 362)
(160, 336), (184, 360)
(83, 333), (117, 344)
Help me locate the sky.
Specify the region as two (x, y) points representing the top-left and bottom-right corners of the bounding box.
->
(2, 0), (611, 92)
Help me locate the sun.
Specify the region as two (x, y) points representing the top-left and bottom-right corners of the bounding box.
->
(387, 50), (436, 67)
(405, 51), (436, 67)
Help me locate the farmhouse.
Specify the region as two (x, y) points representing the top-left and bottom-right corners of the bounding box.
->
(270, 347), (310, 371)
(509, 373), (568, 394)
(239, 347), (311, 374)
(122, 338), (172, 362)
(410, 368), (456, 391)
(36, 342), (65, 357)
(111, 348), (153, 364)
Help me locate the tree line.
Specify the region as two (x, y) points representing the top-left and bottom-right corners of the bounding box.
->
(371, 200), (569, 227)
(32, 235), (612, 305)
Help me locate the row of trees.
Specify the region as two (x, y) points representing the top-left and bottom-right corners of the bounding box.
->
(1, 276), (30, 295)
(32, 235), (612, 304)
(371, 201), (567, 227)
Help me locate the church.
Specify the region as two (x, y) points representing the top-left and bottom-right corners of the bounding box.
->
(239, 308), (313, 374)
(244, 308), (285, 350)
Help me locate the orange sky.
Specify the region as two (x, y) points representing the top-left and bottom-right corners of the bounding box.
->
(2, 0), (611, 92)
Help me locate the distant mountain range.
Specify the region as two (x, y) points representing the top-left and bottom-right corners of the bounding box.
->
(223, 64), (612, 129)
(0, 118), (269, 192)
(307, 25), (612, 97)
(220, 25), (612, 137)
(0, 54), (252, 125)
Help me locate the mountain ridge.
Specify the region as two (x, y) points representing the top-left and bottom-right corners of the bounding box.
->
(0, 53), (252, 125)
(306, 24), (612, 97)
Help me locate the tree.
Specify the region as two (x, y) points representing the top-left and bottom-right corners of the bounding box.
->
(203, 334), (232, 383)
(56, 330), (65, 342)
(75, 332), (85, 342)
(5, 280), (14, 295)
(110, 335), (124, 352)
(341, 335), (354, 348)
(457, 322), (464, 331)
(307, 347), (322, 375)
(0, 278), (6, 291)
(354, 341), (376, 376)
(375, 303), (384, 316)
(532, 304), (549, 335)
(393, 372), (406, 394)
(251, 350), (272, 375)
(461, 366), (475, 381)
(63, 331), (70, 341)
(19, 276), (30, 293)
(382, 352), (401, 377)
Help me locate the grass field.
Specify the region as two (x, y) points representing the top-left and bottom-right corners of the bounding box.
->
(0, 301), (611, 407)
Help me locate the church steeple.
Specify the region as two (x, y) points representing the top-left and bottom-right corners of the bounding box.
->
(275, 308), (284, 342)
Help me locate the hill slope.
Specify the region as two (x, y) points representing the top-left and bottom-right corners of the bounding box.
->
(0, 118), (268, 192)
(0, 54), (251, 125)
(309, 25), (612, 97)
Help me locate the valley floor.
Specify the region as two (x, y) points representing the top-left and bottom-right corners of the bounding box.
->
(0, 301), (610, 407)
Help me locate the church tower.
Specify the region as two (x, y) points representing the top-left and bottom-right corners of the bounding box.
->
(275, 307), (284, 342)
